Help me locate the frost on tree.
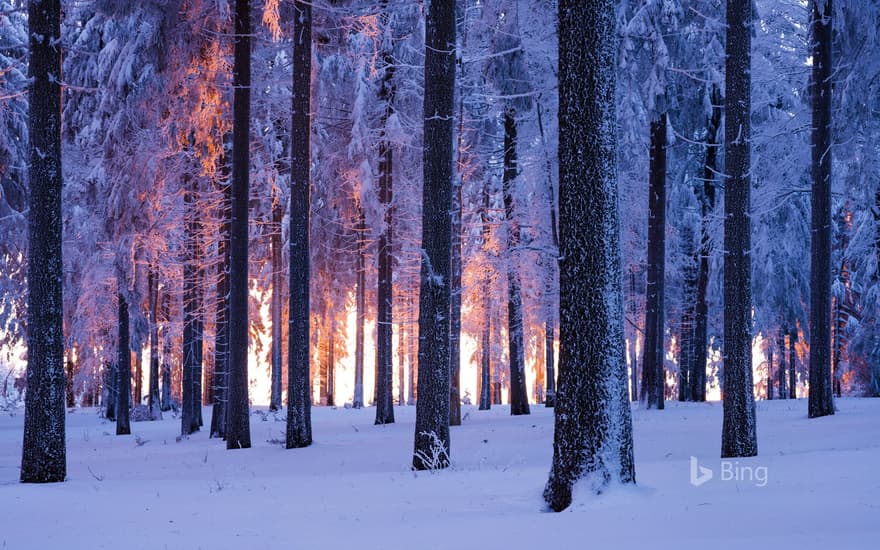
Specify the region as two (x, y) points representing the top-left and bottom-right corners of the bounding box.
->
(227, 0), (252, 450)
(721, 0), (757, 458)
(545, 0), (636, 512)
(287, 0), (313, 449)
(20, 0), (66, 484)
(413, 0), (455, 471)
(808, 0), (834, 419)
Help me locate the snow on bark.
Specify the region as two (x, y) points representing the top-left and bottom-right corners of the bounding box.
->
(545, 0), (636, 512)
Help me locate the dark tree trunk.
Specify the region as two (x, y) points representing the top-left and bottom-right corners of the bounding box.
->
(678, 253), (695, 402)
(270, 203), (283, 412)
(642, 113), (667, 410)
(21, 0), (66, 483)
(327, 317), (336, 407)
(398, 315), (406, 407)
(721, 0), (758, 458)
(376, 3), (396, 424)
(211, 155), (231, 437)
(286, 0), (312, 448)
(148, 267), (162, 420)
(808, 0), (834, 419)
(546, 0), (635, 512)
(116, 290), (132, 436)
(691, 85), (721, 403)
(182, 185), (202, 436)
(536, 98), (558, 408)
(789, 329), (798, 399)
(503, 109), (530, 416)
(134, 346), (142, 406)
(104, 362), (117, 421)
(778, 329), (787, 399)
(227, 0), (252, 450)
(65, 354), (75, 408)
(354, 208), (366, 409)
(478, 176), (492, 411)
(413, 0), (455, 471)
(767, 344), (774, 400)
(629, 270), (639, 401)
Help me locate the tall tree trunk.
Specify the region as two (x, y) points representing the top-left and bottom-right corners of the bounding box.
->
(211, 154), (231, 437)
(104, 362), (117, 421)
(227, 0), (252, 450)
(642, 113), (667, 410)
(808, 0), (834, 417)
(546, 0), (635, 511)
(182, 185), (202, 436)
(20, 0), (66, 483)
(270, 203), (283, 412)
(678, 239), (695, 402)
(777, 328), (787, 399)
(789, 328), (798, 399)
(354, 208), (366, 409)
(134, 345), (142, 406)
(629, 269), (640, 401)
(116, 289), (132, 436)
(721, 0), (758, 458)
(691, 85), (721, 403)
(478, 175), (492, 411)
(536, 98), (558, 408)
(375, 1), (396, 424)
(327, 317), (336, 407)
(413, 0), (455, 471)
(407, 293), (417, 405)
(503, 109), (530, 416)
(148, 267), (162, 420)
(287, 0), (313, 448)
(398, 316), (406, 407)
(767, 343), (774, 400)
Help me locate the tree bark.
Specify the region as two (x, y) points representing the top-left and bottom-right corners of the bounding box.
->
(227, 0), (252, 450)
(148, 267), (162, 420)
(375, 2), (396, 424)
(503, 109), (530, 416)
(721, 0), (758, 458)
(182, 184), (202, 436)
(116, 289), (132, 436)
(270, 202), (284, 412)
(546, 0), (635, 511)
(21, 0), (66, 483)
(354, 208), (366, 409)
(777, 329), (787, 399)
(210, 150), (231, 438)
(642, 113), (667, 410)
(286, 0), (313, 448)
(413, 0), (455, 470)
(808, 0), (834, 419)
(691, 85), (721, 403)
(789, 328), (798, 399)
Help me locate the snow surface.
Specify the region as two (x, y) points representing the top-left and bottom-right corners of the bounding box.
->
(1, 399), (878, 549)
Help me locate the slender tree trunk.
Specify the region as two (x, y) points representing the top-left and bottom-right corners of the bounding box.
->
(182, 185), (202, 436)
(327, 317), (336, 407)
(630, 269), (639, 401)
(789, 328), (798, 399)
(503, 109), (530, 416)
(398, 318), (406, 407)
(407, 294), (417, 405)
(536, 98), (558, 408)
(478, 176), (492, 411)
(691, 85), (720, 403)
(413, 0), (455, 470)
(227, 0), (252, 450)
(211, 154), (231, 437)
(375, 2), (396, 424)
(778, 329), (787, 399)
(808, 0), (834, 417)
(767, 344), (774, 400)
(21, 0), (66, 482)
(134, 345), (142, 406)
(642, 114), (667, 410)
(546, 0), (635, 511)
(270, 204), (283, 412)
(353, 208), (366, 409)
(721, 0), (758, 458)
(148, 267), (162, 420)
(116, 289), (132, 436)
(104, 362), (117, 421)
(161, 334), (172, 411)
(286, 0), (313, 448)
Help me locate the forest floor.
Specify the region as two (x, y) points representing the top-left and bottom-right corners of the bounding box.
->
(1, 398), (878, 549)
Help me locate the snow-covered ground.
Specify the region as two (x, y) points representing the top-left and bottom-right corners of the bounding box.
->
(1, 398), (878, 549)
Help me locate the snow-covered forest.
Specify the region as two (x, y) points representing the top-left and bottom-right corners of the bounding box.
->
(1, 0), (879, 546)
